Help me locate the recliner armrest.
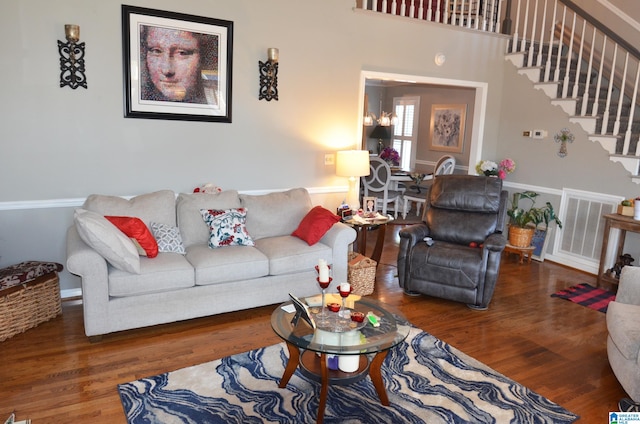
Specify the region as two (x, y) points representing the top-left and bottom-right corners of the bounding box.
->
(398, 223), (430, 246)
(484, 233), (507, 252)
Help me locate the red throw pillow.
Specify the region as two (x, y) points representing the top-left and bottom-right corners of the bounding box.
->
(292, 206), (341, 246)
(105, 216), (159, 258)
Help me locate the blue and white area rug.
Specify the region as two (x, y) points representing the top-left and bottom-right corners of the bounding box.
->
(118, 327), (578, 423)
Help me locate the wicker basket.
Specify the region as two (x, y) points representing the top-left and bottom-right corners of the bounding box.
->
(347, 252), (376, 296)
(0, 272), (62, 341)
(508, 226), (535, 248)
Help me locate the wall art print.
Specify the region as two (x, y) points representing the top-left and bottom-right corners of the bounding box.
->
(429, 104), (466, 153)
(122, 5), (233, 122)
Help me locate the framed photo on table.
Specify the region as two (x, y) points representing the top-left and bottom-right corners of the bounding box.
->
(429, 104), (466, 153)
(122, 5), (233, 122)
(363, 196), (377, 214)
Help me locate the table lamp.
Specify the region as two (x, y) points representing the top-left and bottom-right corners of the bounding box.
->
(336, 150), (370, 211)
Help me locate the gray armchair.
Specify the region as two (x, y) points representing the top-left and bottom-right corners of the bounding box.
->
(397, 175), (508, 310)
(607, 266), (640, 409)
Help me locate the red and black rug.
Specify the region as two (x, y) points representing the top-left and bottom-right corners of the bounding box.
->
(551, 283), (616, 313)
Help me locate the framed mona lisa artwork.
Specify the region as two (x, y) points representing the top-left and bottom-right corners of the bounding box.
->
(122, 5), (233, 122)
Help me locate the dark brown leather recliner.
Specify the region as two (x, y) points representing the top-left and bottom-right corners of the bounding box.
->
(397, 175), (508, 310)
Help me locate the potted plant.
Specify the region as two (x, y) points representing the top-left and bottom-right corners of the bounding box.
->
(507, 191), (563, 247)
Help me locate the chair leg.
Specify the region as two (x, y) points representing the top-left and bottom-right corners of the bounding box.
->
(402, 198), (409, 219)
(415, 201), (422, 217)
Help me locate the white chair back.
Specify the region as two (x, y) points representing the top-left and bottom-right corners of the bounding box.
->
(434, 155), (456, 175)
(362, 156), (401, 216)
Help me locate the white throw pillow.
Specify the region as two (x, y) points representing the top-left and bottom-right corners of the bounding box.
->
(74, 208), (141, 274)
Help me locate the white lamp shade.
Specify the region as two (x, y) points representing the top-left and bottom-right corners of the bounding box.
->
(336, 150), (370, 177)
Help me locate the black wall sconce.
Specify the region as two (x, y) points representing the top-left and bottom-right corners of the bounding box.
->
(259, 48), (278, 101)
(58, 24), (87, 89)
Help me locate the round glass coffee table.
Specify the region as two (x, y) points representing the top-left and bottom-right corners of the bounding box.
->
(271, 296), (410, 424)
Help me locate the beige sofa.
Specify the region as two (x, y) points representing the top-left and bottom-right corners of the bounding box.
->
(607, 265), (640, 404)
(66, 188), (356, 338)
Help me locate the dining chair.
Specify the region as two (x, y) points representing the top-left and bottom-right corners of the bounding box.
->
(361, 156), (403, 217)
(400, 155), (457, 218)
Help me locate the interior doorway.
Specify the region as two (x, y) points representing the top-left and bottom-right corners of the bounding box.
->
(359, 70), (488, 174)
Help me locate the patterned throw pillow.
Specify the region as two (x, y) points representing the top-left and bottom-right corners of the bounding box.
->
(150, 222), (186, 254)
(200, 208), (255, 248)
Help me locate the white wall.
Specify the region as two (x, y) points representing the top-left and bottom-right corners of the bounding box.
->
(0, 1), (511, 293)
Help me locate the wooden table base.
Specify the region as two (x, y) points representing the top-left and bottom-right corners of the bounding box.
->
(279, 341), (390, 423)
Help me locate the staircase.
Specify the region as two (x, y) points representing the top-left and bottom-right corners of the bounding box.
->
(505, 20), (640, 183)
(356, 0), (640, 182)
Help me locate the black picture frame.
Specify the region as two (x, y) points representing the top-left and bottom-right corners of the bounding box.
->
(288, 293), (316, 330)
(122, 5), (233, 122)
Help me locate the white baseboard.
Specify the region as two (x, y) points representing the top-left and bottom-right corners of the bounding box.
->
(61, 288), (82, 299)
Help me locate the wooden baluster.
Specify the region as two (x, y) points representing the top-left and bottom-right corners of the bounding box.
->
(481, 0), (489, 32)
(495, 0), (503, 33)
(553, 5), (566, 84)
(409, 0), (415, 18)
(535, 0), (547, 67)
(571, 18), (586, 98)
(422, 0), (429, 21)
(544, 0), (557, 82)
(592, 35), (607, 117)
(391, 0), (397, 15)
(581, 27), (597, 116)
(400, 0), (406, 16)
(625, 62), (640, 156)
(520, 0), (530, 53)
(511, 0), (521, 53)
(450, 0), (457, 26)
(601, 43), (617, 135)
(441, 0), (448, 25)
(382, 0), (388, 14)
(561, 11), (576, 99)
(526, 0), (538, 67)
(613, 52), (629, 136)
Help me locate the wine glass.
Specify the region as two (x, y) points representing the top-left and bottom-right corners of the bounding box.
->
(338, 283), (352, 321)
(315, 265), (332, 326)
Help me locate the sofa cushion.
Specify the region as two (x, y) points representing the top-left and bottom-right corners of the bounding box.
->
(256, 235), (332, 275)
(150, 222), (186, 254)
(240, 188), (312, 240)
(186, 244), (269, 285)
(105, 216), (158, 258)
(292, 205), (341, 245)
(108, 253), (195, 297)
(74, 209), (141, 274)
(200, 208), (255, 248)
(607, 301), (640, 360)
(177, 190), (241, 248)
(83, 190), (176, 227)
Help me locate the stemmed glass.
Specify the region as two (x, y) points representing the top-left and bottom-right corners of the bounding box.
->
(315, 265), (332, 326)
(338, 283), (352, 324)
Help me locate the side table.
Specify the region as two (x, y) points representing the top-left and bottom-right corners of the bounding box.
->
(343, 216), (392, 264)
(596, 213), (640, 288)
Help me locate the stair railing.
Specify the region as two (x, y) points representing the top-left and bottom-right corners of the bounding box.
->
(507, 0), (640, 157)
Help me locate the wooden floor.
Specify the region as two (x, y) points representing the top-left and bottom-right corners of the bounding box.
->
(1, 224), (625, 423)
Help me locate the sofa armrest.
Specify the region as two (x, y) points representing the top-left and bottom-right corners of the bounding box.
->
(320, 222), (357, 283)
(617, 266), (640, 306)
(66, 225), (110, 337)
